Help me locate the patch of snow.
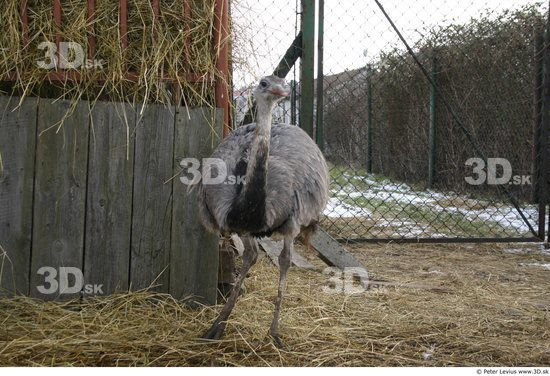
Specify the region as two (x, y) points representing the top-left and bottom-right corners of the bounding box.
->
(468, 208), (538, 233)
(519, 263), (550, 270)
(361, 190), (435, 205)
(423, 270), (444, 275)
(327, 171), (539, 236)
(502, 245), (550, 255)
(422, 344), (436, 361)
(324, 197), (372, 218)
(504, 248), (533, 255)
(431, 232), (451, 238)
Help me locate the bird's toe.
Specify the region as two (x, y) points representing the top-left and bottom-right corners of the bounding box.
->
(270, 333), (286, 349)
(201, 322), (226, 341)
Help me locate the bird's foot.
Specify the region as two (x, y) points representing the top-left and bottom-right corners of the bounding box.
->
(269, 330), (286, 349)
(201, 321), (226, 341)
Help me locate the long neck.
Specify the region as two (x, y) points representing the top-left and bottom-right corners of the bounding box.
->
(226, 99), (275, 232)
(242, 100), (274, 197)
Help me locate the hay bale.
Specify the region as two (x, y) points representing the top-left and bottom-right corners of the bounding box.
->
(0, 0), (221, 107)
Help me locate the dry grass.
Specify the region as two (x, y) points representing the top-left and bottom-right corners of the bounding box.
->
(1, 242), (549, 366)
(0, 0), (223, 108)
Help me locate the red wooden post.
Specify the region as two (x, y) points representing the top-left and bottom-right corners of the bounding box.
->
(213, 0), (230, 137)
(183, 0), (192, 51)
(53, 0), (62, 69)
(120, 0), (128, 53)
(153, 0), (160, 17)
(152, 0), (160, 42)
(183, 0), (191, 28)
(20, 0), (29, 47)
(87, 0), (96, 59)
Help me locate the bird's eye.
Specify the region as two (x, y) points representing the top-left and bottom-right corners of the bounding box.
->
(260, 80), (268, 88)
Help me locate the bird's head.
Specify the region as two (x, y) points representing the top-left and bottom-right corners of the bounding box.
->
(253, 75), (290, 105)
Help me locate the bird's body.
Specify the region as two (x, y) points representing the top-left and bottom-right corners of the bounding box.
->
(199, 122), (329, 238)
(198, 75), (329, 345)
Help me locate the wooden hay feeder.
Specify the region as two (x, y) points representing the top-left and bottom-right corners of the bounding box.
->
(0, 0), (231, 305)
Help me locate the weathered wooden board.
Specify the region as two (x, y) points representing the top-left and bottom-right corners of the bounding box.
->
(170, 108), (223, 305)
(259, 238), (315, 269)
(310, 228), (367, 271)
(0, 96), (38, 296)
(30, 99), (89, 300)
(130, 104), (174, 292)
(85, 102), (135, 295)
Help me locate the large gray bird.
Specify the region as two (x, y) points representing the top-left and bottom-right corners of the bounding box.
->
(198, 75), (329, 346)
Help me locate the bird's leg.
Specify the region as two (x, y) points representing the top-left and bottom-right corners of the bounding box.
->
(202, 235), (258, 341)
(269, 235), (293, 348)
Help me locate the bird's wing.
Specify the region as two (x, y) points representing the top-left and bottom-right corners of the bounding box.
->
(264, 124), (330, 232)
(198, 123), (256, 232)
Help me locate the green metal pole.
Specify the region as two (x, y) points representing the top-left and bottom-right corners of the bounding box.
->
(291, 79), (297, 125)
(540, 5), (550, 242)
(366, 64), (373, 173)
(315, 0), (324, 149)
(300, 0), (315, 139)
(533, 28), (545, 239)
(290, 80), (297, 125)
(273, 32), (302, 79)
(428, 55), (438, 189)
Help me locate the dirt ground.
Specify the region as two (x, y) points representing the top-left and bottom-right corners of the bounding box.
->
(0, 241), (549, 366)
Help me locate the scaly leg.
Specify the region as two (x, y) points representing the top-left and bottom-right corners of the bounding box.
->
(269, 235), (293, 347)
(202, 235), (258, 340)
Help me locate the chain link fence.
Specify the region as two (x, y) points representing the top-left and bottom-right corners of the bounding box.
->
(231, 0), (300, 127)
(231, 0), (549, 242)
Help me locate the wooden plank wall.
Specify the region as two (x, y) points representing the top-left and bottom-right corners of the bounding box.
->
(171, 108), (222, 305)
(0, 98), (222, 304)
(85, 102), (135, 295)
(30, 100), (90, 300)
(130, 104), (174, 292)
(0, 96), (38, 296)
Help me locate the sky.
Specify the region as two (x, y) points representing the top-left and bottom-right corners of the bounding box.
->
(231, 0), (547, 87)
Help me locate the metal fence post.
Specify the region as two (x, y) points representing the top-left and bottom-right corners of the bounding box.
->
(291, 79), (297, 125)
(315, 0), (325, 150)
(533, 29), (543, 203)
(273, 32), (303, 78)
(533, 28), (546, 239)
(366, 64), (373, 173)
(300, 0), (315, 139)
(540, 7), (550, 242)
(428, 55), (438, 189)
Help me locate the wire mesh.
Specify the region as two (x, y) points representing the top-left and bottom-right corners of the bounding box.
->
(231, 0), (549, 242)
(231, 0), (299, 127)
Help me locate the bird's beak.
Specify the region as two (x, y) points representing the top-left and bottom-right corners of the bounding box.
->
(268, 86), (290, 98)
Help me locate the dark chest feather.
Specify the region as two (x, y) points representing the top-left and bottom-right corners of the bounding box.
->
(226, 147), (268, 234)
